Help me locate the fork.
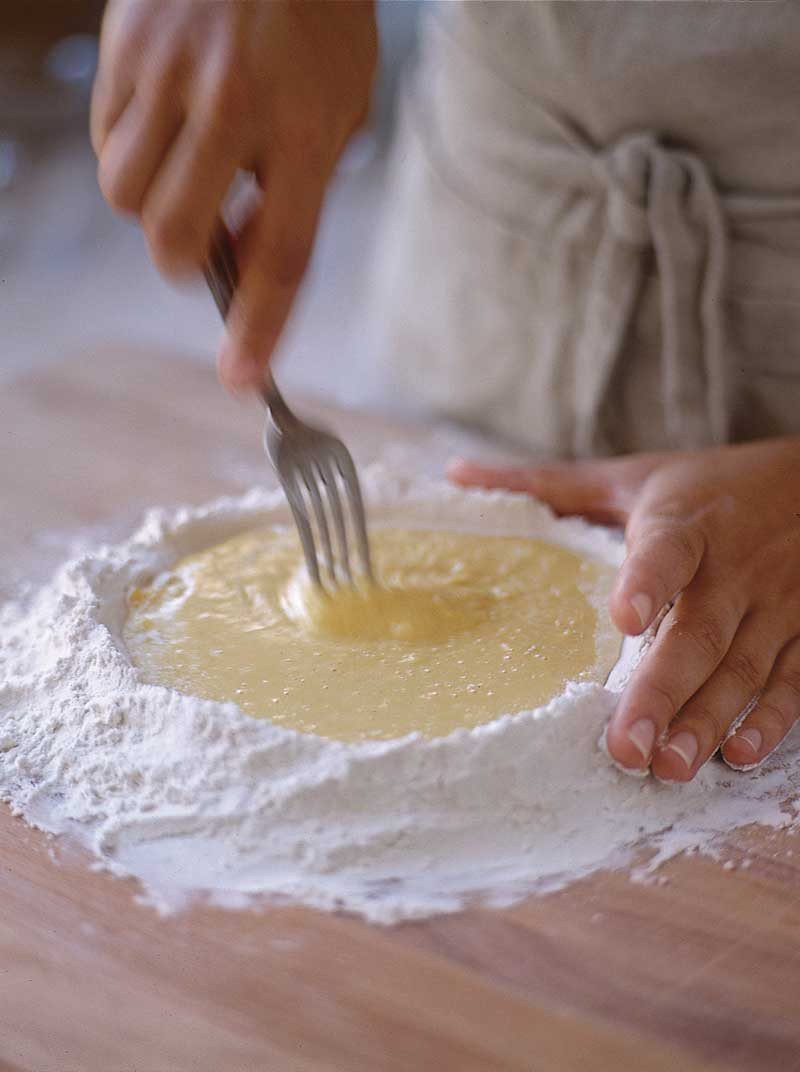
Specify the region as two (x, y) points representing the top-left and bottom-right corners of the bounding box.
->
(204, 226), (373, 589)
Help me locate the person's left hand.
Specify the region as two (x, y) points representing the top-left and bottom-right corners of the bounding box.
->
(450, 438), (800, 782)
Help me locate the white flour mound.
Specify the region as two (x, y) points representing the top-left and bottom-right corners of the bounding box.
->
(1, 470), (798, 923)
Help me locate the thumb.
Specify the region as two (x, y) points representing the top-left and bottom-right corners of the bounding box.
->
(447, 457), (642, 526)
(609, 497), (706, 636)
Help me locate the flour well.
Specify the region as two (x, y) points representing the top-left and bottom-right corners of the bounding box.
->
(1, 471), (798, 923)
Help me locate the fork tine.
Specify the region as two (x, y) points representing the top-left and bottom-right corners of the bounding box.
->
(301, 462), (335, 581)
(203, 224), (373, 587)
(333, 447), (373, 581)
(318, 457), (352, 585)
(282, 467), (321, 587)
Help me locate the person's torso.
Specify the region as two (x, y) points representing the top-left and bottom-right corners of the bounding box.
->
(455, 1), (800, 196)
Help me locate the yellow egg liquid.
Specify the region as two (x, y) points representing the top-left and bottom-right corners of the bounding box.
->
(123, 527), (620, 741)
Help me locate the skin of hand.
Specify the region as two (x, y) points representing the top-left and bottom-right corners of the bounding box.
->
(449, 438), (800, 782)
(90, 0), (377, 391)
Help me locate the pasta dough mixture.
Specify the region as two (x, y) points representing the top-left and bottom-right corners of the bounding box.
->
(124, 526), (620, 740)
(8, 476), (795, 925)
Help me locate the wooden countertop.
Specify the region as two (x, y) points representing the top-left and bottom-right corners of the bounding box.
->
(2, 347), (799, 1072)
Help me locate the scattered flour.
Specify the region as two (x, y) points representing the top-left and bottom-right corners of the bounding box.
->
(0, 470), (798, 923)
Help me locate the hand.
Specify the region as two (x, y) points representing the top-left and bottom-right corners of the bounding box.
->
(91, 0), (377, 391)
(450, 438), (800, 782)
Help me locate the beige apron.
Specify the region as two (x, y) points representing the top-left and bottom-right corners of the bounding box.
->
(371, 2), (800, 457)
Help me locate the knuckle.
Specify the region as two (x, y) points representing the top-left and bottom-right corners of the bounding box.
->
(652, 523), (702, 569)
(89, 84), (113, 155)
(778, 665), (800, 704)
(682, 704), (728, 746)
(722, 648), (764, 694)
(89, 113), (107, 158)
(142, 203), (203, 275)
(682, 611), (729, 664)
(97, 157), (138, 214)
(755, 696), (793, 737)
(642, 677), (681, 720)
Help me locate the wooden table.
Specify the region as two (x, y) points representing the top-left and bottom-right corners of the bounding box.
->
(2, 347), (799, 1072)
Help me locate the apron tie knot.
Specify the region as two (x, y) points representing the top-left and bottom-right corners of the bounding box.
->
(596, 132), (658, 246)
(575, 130), (730, 454)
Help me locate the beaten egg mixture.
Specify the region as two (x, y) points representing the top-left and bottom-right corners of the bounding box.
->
(123, 527), (620, 741)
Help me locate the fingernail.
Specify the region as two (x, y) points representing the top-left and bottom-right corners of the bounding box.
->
(663, 730), (699, 770)
(734, 728), (762, 755)
(627, 718), (656, 761)
(630, 592), (653, 630)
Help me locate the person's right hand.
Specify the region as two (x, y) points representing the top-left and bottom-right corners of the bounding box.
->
(91, 0), (377, 391)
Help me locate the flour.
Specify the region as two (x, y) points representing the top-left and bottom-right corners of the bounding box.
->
(1, 470), (798, 923)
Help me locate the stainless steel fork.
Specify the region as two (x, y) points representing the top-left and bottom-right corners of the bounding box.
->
(204, 226), (373, 588)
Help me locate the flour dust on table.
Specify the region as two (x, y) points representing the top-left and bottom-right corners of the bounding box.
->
(1, 471), (798, 923)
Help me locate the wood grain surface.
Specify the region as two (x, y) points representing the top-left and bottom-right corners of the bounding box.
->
(2, 347), (799, 1072)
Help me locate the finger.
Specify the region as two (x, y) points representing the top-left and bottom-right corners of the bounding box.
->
(446, 459), (633, 525)
(91, 74), (132, 158)
(218, 154), (327, 391)
(447, 460), (548, 495)
(606, 582), (743, 772)
(90, 0), (152, 155)
(140, 105), (242, 277)
(97, 92), (184, 216)
(610, 517), (704, 636)
(650, 612), (779, 781)
(722, 635), (800, 770)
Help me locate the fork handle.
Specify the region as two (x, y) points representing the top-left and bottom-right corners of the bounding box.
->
(204, 224), (296, 429)
(203, 225), (237, 321)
